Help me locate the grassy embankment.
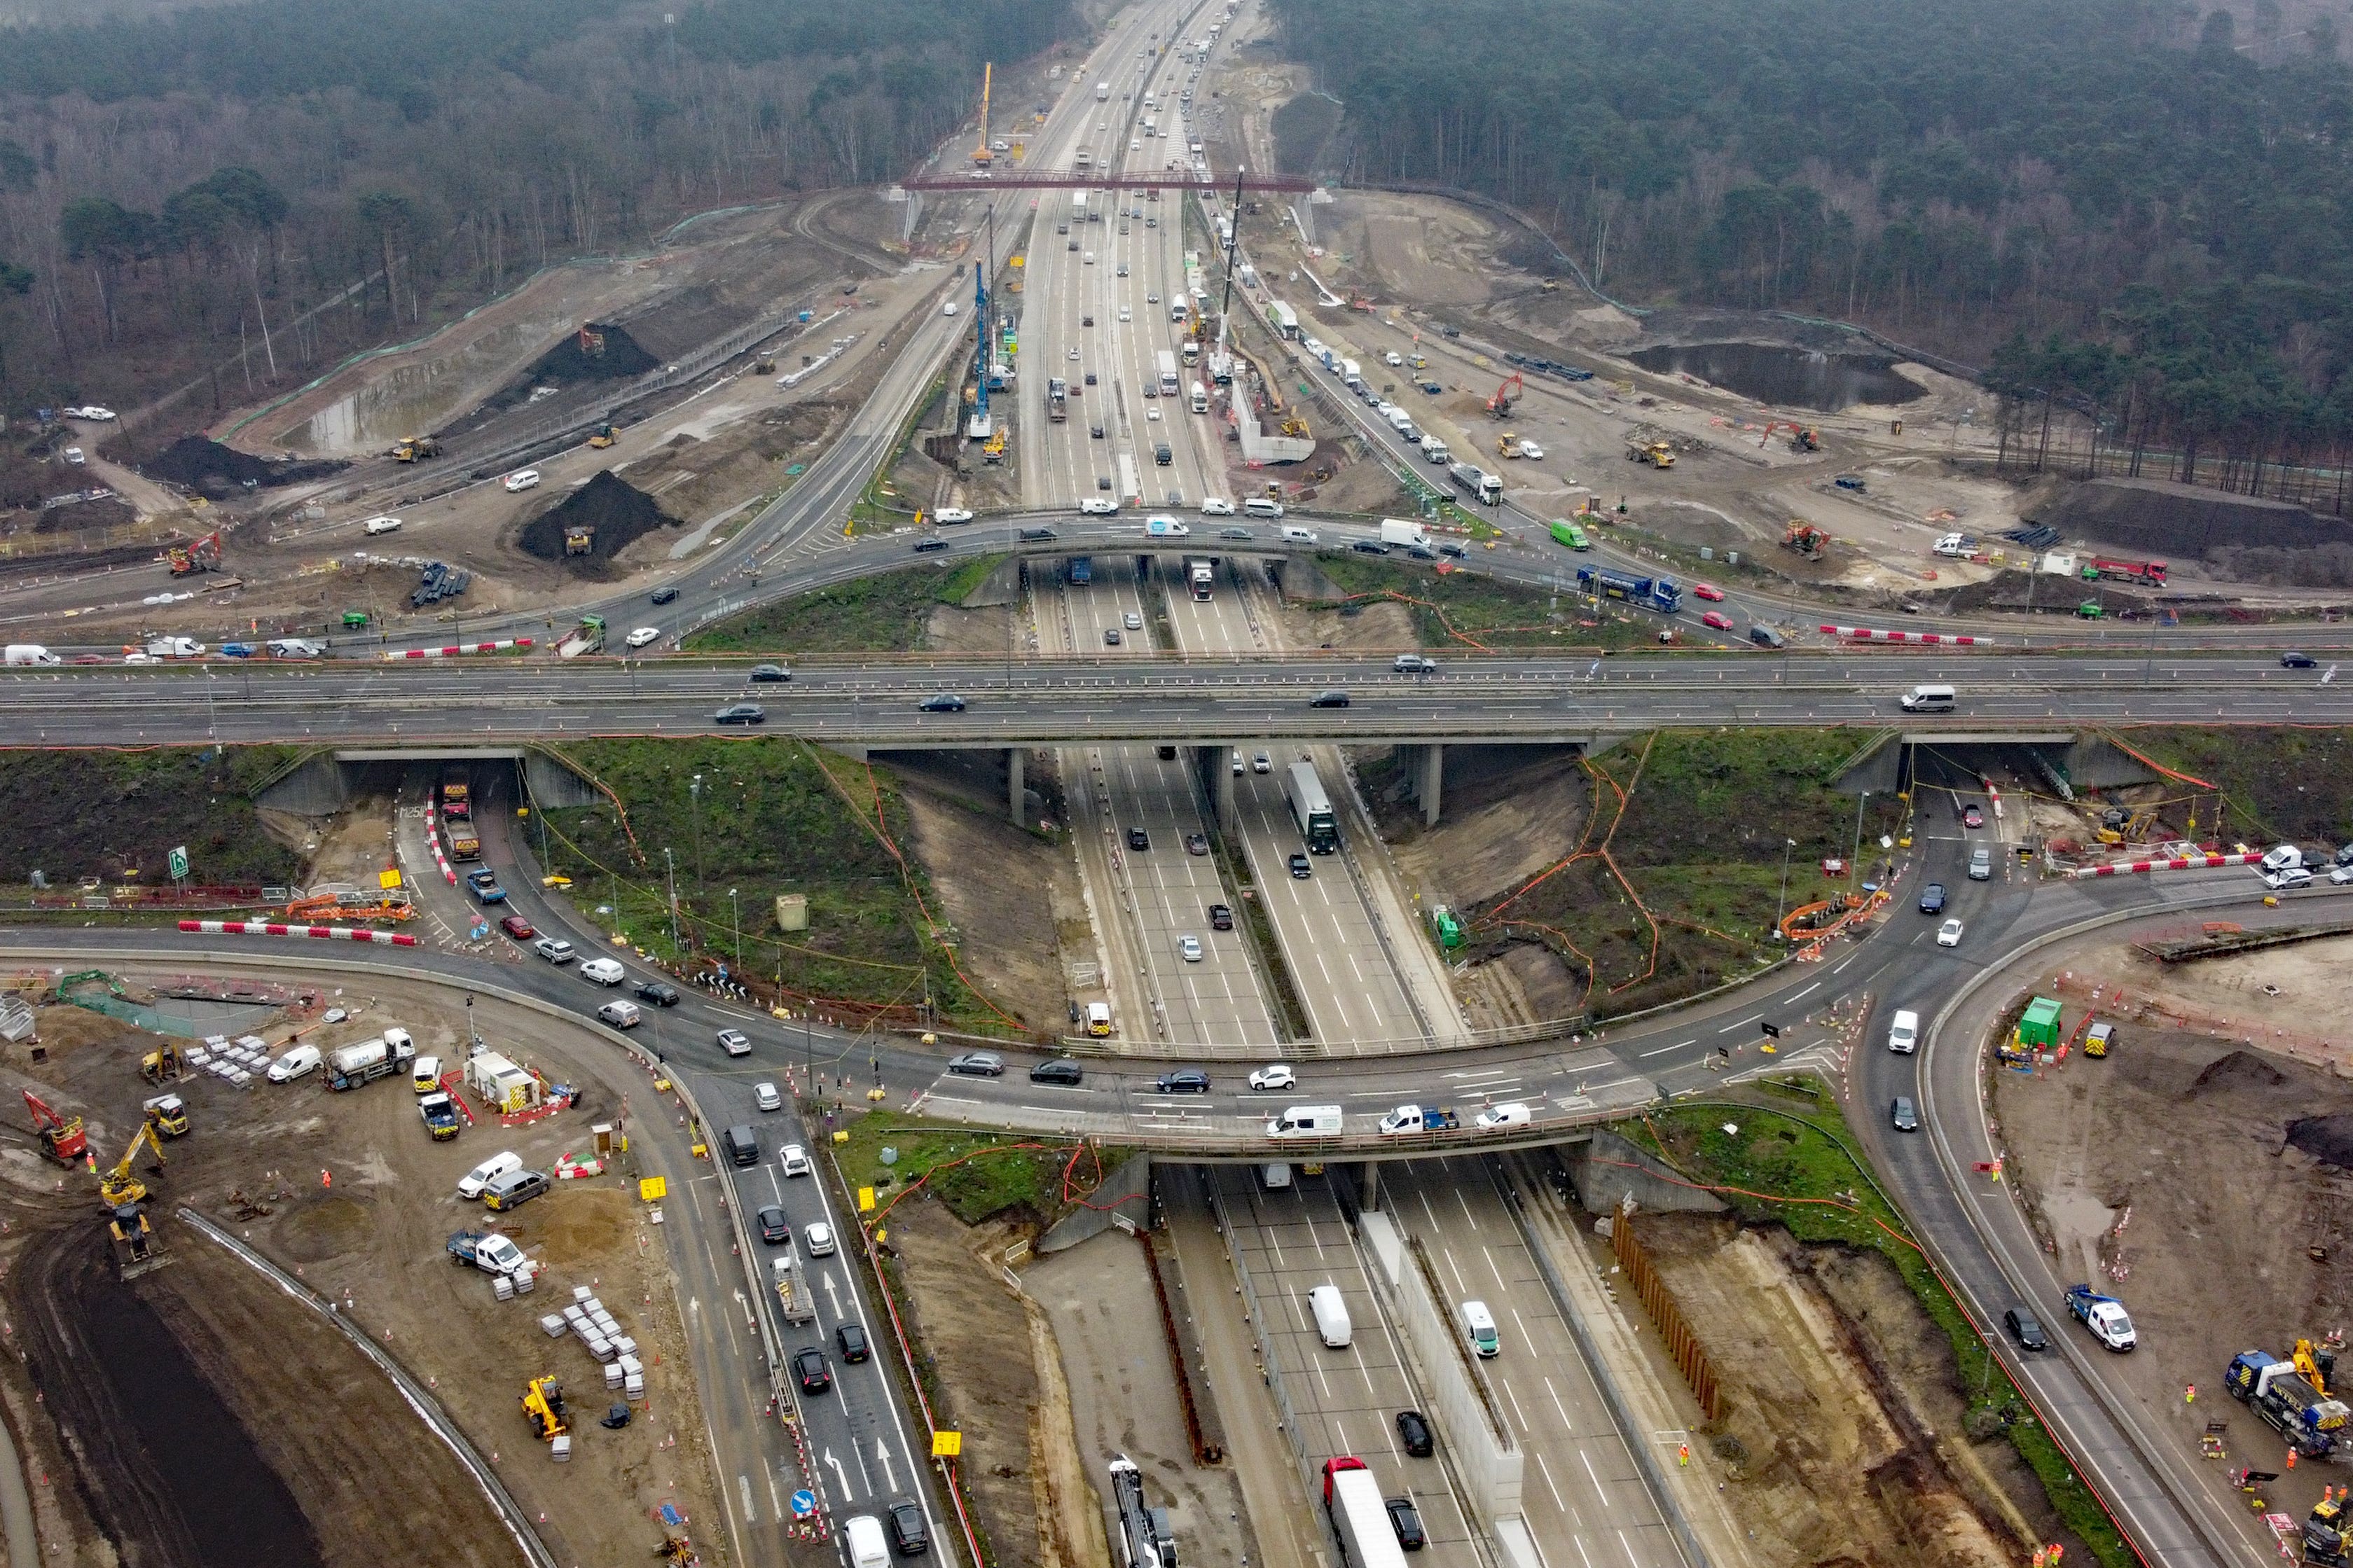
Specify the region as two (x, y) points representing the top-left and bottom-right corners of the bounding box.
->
(833, 1108), (1134, 1227)
(533, 737), (1014, 1026)
(1422, 728), (1905, 1019)
(0, 745), (306, 888)
(1304, 550), (1666, 651)
(684, 556), (1006, 653)
(2123, 726), (2353, 845)
(1629, 1098), (2132, 1568)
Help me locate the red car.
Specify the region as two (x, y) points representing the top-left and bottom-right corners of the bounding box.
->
(1701, 611), (1734, 631)
(499, 914), (536, 940)
(1692, 583), (1726, 602)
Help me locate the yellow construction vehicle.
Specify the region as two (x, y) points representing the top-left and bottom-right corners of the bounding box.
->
(167, 530), (223, 576)
(391, 436), (441, 463)
(99, 1118), (167, 1210)
(140, 1039), (184, 1084)
(972, 63), (994, 166)
(981, 429), (1007, 464)
(2296, 1338), (2332, 1394)
(143, 1094), (189, 1139)
(588, 422), (618, 450)
(1626, 440), (1676, 469)
(1538, 278), (1559, 293)
(1496, 432), (1524, 460)
(109, 1203), (161, 1273)
(523, 1376), (570, 1441)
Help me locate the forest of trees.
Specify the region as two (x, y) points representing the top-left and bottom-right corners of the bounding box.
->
(0, 0), (1077, 415)
(1274, 0), (2353, 506)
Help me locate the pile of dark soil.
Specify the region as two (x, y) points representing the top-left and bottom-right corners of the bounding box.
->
(513, 470), (677, 574)
(481, 324), (658, 415)
(2188, 1048), (2288, 1096)
(2286, 1113), (2353, 1170)
(35, 494), (136, 533)
(142, 436), (345, 494)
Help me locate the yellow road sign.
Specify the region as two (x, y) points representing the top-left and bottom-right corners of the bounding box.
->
(932, 1431), (962, 1457)
(638, 1177), (668, 1202)
(858, 1186), (876, 1212)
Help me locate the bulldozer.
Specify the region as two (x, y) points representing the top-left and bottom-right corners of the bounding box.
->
(167, 530), (223, 577)
(588, 422), (618, 450)
(391, 435), (441, 463)
(99, 1118), (167, 1211)
(1626, 440), (1676, 469)
(140, 1039), (184, 1084)
(523, 1376), (570, 1441)
(1781, 521), (1830, 558)
(1496, 432), (1524, 460)
(565, 526), (595, 557)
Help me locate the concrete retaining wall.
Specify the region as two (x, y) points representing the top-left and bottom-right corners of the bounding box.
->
(252, 751), (350, 814)
(1037, 1151), (1152, 1253)
(1566, 1130), (1727, 1216)
(1360, 1209), (1523, 1525)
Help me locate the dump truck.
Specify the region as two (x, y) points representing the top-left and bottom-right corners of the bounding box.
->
(555, 615), (607, 659)
(441, 770), (471, 820)
(1627, 440), (1676, 469)
(419, 1092), (463, 1142)
(2226, 1350), (2349, 1457)
(329, 1028), (417, 1091)
(1048, 377), (1068, 422)
(392, 435), (441, 462)
(2064, 1284), (2137, 1351)
(444, 815), (481, 862)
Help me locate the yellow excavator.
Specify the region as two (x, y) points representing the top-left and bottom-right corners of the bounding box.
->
(523, 1376), (570, 1441)
(140, 1039), (184, 1084)
(99, 1118), (167, 1210)
(2296, 1338), (2333, 1394)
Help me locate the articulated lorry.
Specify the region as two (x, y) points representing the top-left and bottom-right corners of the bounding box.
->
(1322, 1459), (1407, 1568)
(1577, 564), (1683, 614)
(1049, 377), (1068, 422)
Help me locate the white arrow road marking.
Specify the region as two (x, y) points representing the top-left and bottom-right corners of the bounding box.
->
(876, 1438), (898, 1492)
(823, 1270), (846, 1319)
(739, 1475), (756, 1527)
(825, 1447), (855, 1501)
(735, 1287), (757, 1331)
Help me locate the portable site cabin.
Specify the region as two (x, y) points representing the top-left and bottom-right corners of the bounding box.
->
(2017, 997), (2064, 1052)
(467, 1050), (541, 1113)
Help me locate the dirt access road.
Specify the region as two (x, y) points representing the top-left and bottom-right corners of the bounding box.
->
(0, 972), (743, 1568)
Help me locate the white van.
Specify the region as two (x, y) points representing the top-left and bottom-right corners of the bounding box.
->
(411, 1054), (443, 1093)
(1267, 1104), (1344, 1138)
(579, 957), (626, 985)
(4, 645), (61, 666)
(1887, 1008), (1919, 1055)
(1260, 1163), (1293, 1191)
(1085, 1001), (1113, 1037)
(1309, 1284), (1353, 1347)
(843, 1515), (890, 1568)
(596, 999), (642, 1029)
(1281, 525), (1318, 544)
(363, 515), (403, 536)
(1243, 497), (1285, 519)
(266, 1043), (321, 1083)
(1462, 1299), (1500, 1357)
(457, 1149), (525, 1199)
(1899, 684), (1957, 713)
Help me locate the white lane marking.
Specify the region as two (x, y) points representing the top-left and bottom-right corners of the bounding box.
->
(1640, 1039), (1695, 1059)
(1716, 1013), (1763, 1034)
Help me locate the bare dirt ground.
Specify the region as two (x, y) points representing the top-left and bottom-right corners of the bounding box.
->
(1026, 1230), (1256, 1568)
(1992, 937), (2353, 1523)
(260, 795), (394, 889)
(0, 973), (723, 1568)
(1631, 1216), (2057, 1568)
(895, 784), (1080, 1033)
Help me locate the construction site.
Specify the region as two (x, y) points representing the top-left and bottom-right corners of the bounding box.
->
(0, 967), (726, 1568)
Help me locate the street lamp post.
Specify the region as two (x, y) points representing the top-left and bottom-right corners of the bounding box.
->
(663, 847), (680, 952)
(1852, 791), (1870, 875)
(690, 773), (705, 889)
(729, 887), (741, 971)
(1774, 837), (1797, 938)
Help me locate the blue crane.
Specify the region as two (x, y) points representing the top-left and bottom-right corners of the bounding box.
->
(970, 260), (990, 426)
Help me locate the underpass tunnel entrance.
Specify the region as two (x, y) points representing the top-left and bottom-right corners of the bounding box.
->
(1876, 736), (2182, 863)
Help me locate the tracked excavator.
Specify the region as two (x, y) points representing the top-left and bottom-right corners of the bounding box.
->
(25, 1090), (87, 1165)
(98, 1118), (167, 1210)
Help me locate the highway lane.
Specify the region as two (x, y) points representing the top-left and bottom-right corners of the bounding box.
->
(5, 651), (2350, 747)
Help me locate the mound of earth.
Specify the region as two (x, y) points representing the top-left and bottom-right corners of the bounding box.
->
(2027, 476), (2353, 557)
(143, 436), (345, 494)
(36, 494), (136, 533)
(2286, 1113), (2353, 1170)
(481, 324), (661, 416)
(514, 469), (677, 573)
(2186, 1048), (2287, 1096)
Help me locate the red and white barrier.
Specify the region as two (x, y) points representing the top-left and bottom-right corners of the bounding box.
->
(2071, 852), (2263, 878)
(422, 804), (457, 884)
(179, 919), (418, 945)
(1821, 625), (1990, 646)
(383, 637), (534, 660)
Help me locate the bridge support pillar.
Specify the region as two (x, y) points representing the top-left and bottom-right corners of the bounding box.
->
(1360, 1160), (1381, 1212)
(1214, 748), (1236, 826)
(1400, 742), (1443, 827)
(1006, 747), (1026, 826)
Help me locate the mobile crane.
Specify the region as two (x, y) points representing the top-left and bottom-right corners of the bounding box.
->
(972, 64), (994, 167)
(25, 1090), (87, 1165)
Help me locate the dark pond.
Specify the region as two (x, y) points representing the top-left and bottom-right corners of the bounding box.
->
(1625, 342), (1926, 412)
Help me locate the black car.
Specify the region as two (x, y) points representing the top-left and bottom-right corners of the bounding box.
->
(713, 703), (766, 726)
(1127, 827), (1150, 851)
(1157, 1069), (1210, 1094)
(1030, 1059), (1084, 1086)
(1309, 691), (1351, 708)
(919, 693), (967, 713)
(2282, 651), (2318, 668)
(1386, 1497), (1426, 1551)
(650, 585), (679, 605)
(1918, 882), (1947, 915)
(946, 1051), (1005, 1077)
(635, 980), (681, 1006)
(1091, 424), (1106, 438)
(838, 1321), (871, 1363)
(913, 538), (948, 553)
(757, 1205), (792, 1245)
(1208, 903), (1234, 931)
(887, 1499), (930, 1556)
(2004, 1307), (2048, 1351)
(1890, 1096), (1919, 1132)
(1105, 627), (1123, 646)
(750, 663), (791, 683)
(1395, 1409), (1434, 1457)
(1084, 372), (1098, 386)
(1020, 527), (1058, 541)
(1351, 540), (1390, 555)
(1438, 541), (1467, 557)
(1288, 853), (1312, 878)
(792, 1347), (832, 1394)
